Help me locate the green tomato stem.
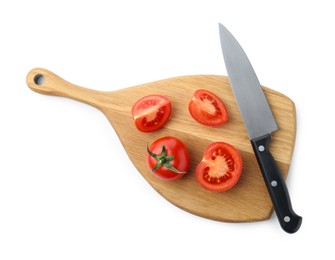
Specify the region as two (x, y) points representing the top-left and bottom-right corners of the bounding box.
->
(147, 144), (186, 174)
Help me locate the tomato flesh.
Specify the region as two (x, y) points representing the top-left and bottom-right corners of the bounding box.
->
(196, 142), (242, 192)
(189, 90), (228, 126)
(146, 136), (190, 180)
(131, 95), (172, 132)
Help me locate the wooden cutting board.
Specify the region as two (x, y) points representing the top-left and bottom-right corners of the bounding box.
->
(27, 68), (296, 223)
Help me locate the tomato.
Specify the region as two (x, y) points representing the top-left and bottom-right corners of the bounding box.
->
(196, 142), (242, 192)
(131, 95), (172, 132)
(146, 136), (190, 180)
(188, 89), (228, 126)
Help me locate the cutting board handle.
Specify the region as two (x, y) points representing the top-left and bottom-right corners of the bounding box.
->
(26, 68), (108, 110)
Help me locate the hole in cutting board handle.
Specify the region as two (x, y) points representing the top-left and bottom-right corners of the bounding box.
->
(33, 74), (45, 85)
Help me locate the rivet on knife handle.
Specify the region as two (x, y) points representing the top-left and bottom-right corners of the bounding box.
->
(251, 134), (302, 233)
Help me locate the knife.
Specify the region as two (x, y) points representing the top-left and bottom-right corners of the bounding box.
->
(219, 23), (302, 233)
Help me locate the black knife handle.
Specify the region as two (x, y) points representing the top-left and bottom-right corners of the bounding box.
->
(251, 134), (302, 233)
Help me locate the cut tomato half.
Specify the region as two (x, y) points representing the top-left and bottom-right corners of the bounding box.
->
(188, 89), (228, 126)
(131, 95), (172, 132)
(196, 142), (242, 192)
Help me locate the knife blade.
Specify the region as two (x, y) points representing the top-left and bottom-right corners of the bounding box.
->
(219, 23), (302, 233)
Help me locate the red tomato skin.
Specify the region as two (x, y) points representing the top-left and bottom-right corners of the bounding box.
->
(196, 142), (242, 192)
(146, 137), (190, 180)
(131, 95), (172, 132)
(188, 89), (228, 126)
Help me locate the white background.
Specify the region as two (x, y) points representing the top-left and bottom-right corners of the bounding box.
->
(1, 0), (334, 259)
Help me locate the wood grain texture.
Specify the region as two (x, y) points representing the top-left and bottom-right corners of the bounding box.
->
(27, 68), (296, 222)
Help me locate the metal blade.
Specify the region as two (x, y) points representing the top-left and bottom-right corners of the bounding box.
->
(219, 23), (278, 139)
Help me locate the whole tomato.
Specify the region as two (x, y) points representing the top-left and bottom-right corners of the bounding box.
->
(146, 136), (190, 180)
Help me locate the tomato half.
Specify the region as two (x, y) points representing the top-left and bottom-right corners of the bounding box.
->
(196, 142), (242, 192)
(131, 95), (172, 132)
(188, 89), (228, 126)
(146, 136), (190, 180)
